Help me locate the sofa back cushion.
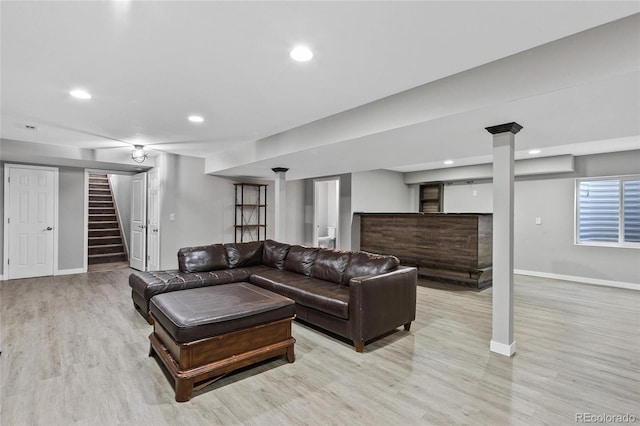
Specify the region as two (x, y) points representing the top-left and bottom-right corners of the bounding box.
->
(309, 249), (351, 284)
(342, 251), (400, 286)
(224, 241), (264, 268)
(177, 244), (228, 273)
(262, 240), (291, 270)
(284, 246), (319, 276)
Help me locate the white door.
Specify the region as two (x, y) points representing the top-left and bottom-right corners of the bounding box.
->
(130, 172), (147, 271)
(6, 166), (57, 279)
(146, 168), (160, 271)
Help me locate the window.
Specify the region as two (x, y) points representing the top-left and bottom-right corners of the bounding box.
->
(576, 175), (640, 248)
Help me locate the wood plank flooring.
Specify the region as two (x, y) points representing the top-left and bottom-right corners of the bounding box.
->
(1, 270), (638, 425)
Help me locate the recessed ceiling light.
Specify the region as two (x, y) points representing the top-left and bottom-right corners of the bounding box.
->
(70, 89), (91, 99)
(188, 115), (204, 123)
(528, 149), (541, 155)
(444, 160), (454, 165)
(290, 45), (313, 62)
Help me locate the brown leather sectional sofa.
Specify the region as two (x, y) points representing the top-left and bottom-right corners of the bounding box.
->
(129, 240), (417, 352)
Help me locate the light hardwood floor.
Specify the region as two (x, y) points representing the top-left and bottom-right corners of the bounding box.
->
(1, 269), (638, 425)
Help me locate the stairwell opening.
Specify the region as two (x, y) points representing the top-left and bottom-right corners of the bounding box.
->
(87, 173), (129, 272)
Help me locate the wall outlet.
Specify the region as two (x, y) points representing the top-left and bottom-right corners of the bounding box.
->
(472, 190), (478, 197)
(535, 217), (542, 225)
(169, 213), (176, 221)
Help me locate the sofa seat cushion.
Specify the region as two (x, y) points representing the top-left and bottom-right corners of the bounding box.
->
(129, 268), (253, 301)
(178, 244), (228, 273)
(250, 269), (349, 319)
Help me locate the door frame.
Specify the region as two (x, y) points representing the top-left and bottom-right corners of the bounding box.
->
(146, 167), (160, 271)
(313, 177), (340, 248)
(84, 169), (134, 272)
(3, 163), (59, 280)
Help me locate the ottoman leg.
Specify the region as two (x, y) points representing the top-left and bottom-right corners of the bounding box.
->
(286, 344), (295, 363)
(175, 378), (194, 402)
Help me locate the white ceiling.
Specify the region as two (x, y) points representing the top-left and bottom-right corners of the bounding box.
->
(1, 1), (639, 180)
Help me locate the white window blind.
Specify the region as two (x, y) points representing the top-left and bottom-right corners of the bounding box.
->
(576, 176), (640, 247)
(623, 180), (640, 243)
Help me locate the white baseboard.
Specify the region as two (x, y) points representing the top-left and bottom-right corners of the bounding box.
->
(56, 268), (85, 276)
(0, 274), (4, 281)
(490, 340), (516, 357)
(514, 269), (640, 291)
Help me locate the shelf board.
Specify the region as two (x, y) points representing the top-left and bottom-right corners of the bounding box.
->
(234, 225), (267, 228)
(234, 183), (267, 187)
(236, 204), (266, 207)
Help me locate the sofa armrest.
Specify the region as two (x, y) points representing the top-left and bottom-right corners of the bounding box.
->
(348, 266), (417, 347)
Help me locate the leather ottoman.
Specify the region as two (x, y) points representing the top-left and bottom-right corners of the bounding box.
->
(148, 282), (296, 402)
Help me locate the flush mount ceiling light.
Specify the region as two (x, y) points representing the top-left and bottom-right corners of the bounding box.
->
(290, 45), (313, 62)
(528, 149), (542, 155)
(188, 115), (204, 123)
(131, 145), (147, 163)
(444, 160), (454, 165)
(69, 89), (91, 99)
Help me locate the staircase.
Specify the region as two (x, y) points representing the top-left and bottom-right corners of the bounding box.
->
(88, 173), (128, 267)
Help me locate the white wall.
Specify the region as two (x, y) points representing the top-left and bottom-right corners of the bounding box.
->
(351, 169), (413, 213)
(443, 181), (493, 213)
(157, 153), (237, 269)
(156, 154), (306, 269)
(440, 151), (640, 286)
(284, 179), (305, 245)
(58, 167), (85, 271)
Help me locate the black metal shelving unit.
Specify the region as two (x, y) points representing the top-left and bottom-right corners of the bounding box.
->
(234, 183), (267, 242)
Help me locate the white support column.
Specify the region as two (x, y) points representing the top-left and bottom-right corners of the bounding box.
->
(486, 122), (522, 357)
(272, 167), (288, 242)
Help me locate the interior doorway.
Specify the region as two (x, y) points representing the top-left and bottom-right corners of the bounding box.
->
(313, 178), (340, 248)
(84, 170), (132, 272)
(3, 164), (58, 279)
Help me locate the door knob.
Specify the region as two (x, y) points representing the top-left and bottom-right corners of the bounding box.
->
(45, 227), (53, 231)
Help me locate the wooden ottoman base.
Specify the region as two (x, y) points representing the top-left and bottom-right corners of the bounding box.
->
(149, 315), (295, 402)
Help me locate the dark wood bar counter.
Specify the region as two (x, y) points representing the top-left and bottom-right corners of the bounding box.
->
(354, 213), (492, 288)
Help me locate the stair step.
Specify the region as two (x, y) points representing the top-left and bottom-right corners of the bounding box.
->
(89, 237), (122, 246)
(88, 252), (127, 265)
(89, 207), (116, 215)
(89, 221), (119, 229)
(89, 228), (121, 237)
(89, 214), (118, 222)
(89, 244), (125, 255)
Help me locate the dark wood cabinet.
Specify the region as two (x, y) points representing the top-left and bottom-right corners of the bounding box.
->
(356, 213), (492, 288)
(234, 183), (267, 242)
